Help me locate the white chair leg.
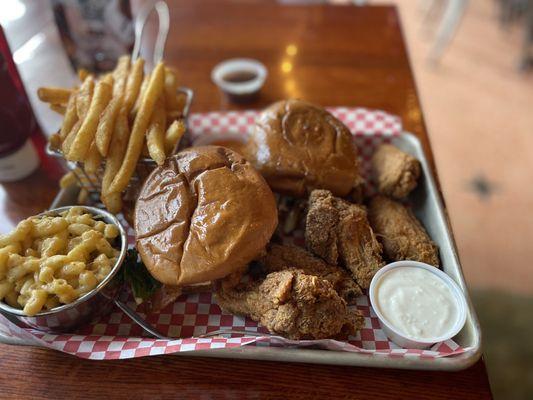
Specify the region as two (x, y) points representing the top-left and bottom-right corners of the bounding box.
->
(519, 0), (533, 70)
(419, 0), (441, 25)
(428, 0), (469, 64)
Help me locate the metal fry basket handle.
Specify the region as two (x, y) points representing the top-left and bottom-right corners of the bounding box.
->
(132, 0), (170, 66)
(113, 298), (274, 340)
(113, 299), (170, 340)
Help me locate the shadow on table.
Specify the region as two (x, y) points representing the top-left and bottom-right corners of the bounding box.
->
(472, 289), (533, 400)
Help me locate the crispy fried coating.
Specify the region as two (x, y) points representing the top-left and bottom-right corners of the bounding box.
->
(215, 269), (364, 340)
(368, 195), (439, 266)
(305, 190), (384, 289)
(259, 244), (362, 304)
(371, 144), (421, 199)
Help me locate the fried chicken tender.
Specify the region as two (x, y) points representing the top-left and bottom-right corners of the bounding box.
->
(215, 269), (364, 340)
(368, 195), (439, 266)
(305, 190), (384, 289)
(371, 144), (421, 199)
(259, 244), (362, 304)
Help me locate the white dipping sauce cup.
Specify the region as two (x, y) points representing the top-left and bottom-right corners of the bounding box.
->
(369, 261), (467, 350)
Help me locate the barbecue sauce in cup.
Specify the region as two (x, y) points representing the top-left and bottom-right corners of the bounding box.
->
(211, 59), (267, 104)
(222, 70), (258, 83)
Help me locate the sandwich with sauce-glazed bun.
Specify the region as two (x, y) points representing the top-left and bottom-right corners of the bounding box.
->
(134, 145), (278, 286)
(246, 99), (364, 200)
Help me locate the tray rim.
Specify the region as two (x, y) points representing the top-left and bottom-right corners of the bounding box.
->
(0, 131), (482, 371)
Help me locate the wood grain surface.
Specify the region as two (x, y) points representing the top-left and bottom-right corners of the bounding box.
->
(0, 346), (492, 400)
(0, 1), (492, 399)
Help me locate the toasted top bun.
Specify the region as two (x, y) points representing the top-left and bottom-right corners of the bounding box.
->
(246, 99), (362, 198)
(134, 146), (278, 286)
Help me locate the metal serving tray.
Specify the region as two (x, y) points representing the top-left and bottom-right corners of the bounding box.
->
(0, 132), (482, 371)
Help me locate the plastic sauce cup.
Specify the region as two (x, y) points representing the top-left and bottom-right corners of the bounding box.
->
(211, 58), (267, 103)
(369, 261), (467, 350)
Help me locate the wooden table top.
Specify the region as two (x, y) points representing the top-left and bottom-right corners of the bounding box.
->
(0, 1), (492, 399)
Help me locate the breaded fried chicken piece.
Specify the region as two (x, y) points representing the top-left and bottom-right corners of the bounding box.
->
(259, 244), (362, 304)
(215, 269), (364, 340)
(371, 144), (421, 199)
(305, 190), (384, 289)
(368, 195), (439, 266)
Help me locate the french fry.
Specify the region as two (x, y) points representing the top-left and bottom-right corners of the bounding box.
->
(76, 76), (95, 119)
(62, 120), (81, 155)
(123, 58), (144, 113)
(101, 106), (130, 213)
(113, 56), (132, 87)
(166, 110), (182, 121)
(63, 78), (94, 157)
(102, 73), (114, 84)
(68, 78), (113, 161)
(59, 92), (78, 139)
(37, 87), (72, 104)
(49, 104), (66, 115)
(95, 56), (130, 156)
(132, 72), (150, 119)
(61, 77), (94, 159)
(49, 133), (61, 150)
(77, 188), (89, 205)
(102, 106), (129, 195)
(39, 56), (189, 214)
(84, 142), (102, 174)
(102, 192), (123, 215)
(146, 95), (166, 165)
(78, 68), (89, 81)
(164, 67), (179, 112)
(109, 62), (165, 193)
(59, 171), (77, 189)
(164, 119), (186, 155)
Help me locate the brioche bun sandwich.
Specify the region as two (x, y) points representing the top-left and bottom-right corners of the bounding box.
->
(246, 99), (364, 199)
(134, 145), (278, 287)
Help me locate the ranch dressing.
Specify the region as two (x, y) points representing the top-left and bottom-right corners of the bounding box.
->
(374, 267), (458, 340)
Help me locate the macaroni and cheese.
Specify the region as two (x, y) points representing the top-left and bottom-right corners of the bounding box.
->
(0, 207), (120, 316)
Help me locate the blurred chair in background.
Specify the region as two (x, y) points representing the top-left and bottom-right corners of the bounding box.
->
(51, 0), (134, 73)
(283, 0), (469, 64)
(499, 0), (533, 70)
(419, 0), (469, 64)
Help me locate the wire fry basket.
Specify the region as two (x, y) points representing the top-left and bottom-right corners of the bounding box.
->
(45, 87), (194, 197)
(45, 1), (194, 203)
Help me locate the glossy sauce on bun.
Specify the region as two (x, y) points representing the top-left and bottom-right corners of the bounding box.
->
(134, 146), (278, 286)
(247, 99), (363, 198)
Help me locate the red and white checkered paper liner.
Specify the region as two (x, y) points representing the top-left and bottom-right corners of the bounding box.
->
(0, 107), (468, 360)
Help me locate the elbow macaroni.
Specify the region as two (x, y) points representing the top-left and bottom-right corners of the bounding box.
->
(0, 207), (120, 316)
